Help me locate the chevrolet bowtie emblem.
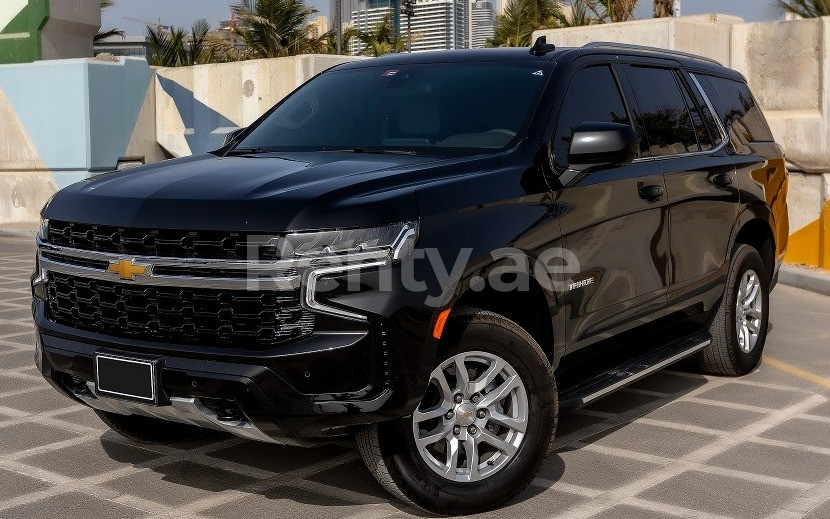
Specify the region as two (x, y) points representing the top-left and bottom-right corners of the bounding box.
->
(107, 259), (149, 280)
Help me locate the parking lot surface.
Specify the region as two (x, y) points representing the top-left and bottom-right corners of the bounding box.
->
(2, 235), (830, 519)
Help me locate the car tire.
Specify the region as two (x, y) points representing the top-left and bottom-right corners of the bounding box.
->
(697, 244), (770, 376)
(357, 307), (557, 514)
(94, 410), (211, 444)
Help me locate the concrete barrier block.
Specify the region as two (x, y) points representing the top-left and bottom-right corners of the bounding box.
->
(734, 18), (821, 112)
(0, 57), (158, 227)
(0, 172), (55, 225)
(787, 172), (830, 268)
(154, 54), (364, 157)
(88, 58), (156, 170)
(1, 0), (101, 65)
(534, 13), (741, 65)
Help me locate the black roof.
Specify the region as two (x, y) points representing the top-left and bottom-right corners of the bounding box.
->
(333, 43), (742, 80)
(336, 48), (565, 68)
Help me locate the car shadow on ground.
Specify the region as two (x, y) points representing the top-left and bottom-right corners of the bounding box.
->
(93, 364), (712, 517)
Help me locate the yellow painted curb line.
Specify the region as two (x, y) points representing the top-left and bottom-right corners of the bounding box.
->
(764, 356), (830, 390)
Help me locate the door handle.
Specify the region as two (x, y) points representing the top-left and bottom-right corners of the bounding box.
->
(638, 184), (664, 202)
(712, 173), (733, 189)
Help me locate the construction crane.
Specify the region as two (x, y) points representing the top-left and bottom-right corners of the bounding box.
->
(123, 17), (171, 32)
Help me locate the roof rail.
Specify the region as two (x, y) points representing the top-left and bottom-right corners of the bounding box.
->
(582, 42), (722, 66)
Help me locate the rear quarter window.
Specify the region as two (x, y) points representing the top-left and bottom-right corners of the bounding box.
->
(696, 74), (775, 149)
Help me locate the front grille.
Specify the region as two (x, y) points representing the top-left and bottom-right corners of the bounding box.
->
(47, 220), (281, 260)
(45, 272), (315, 349)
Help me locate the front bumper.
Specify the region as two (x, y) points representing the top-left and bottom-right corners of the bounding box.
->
(34, 299), (428, 443)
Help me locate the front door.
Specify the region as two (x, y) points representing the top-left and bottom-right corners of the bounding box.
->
(548, 62), (670, 350)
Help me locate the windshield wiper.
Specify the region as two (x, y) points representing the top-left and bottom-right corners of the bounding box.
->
(321, 148), (417, 156)
(224, 147), (269, 156)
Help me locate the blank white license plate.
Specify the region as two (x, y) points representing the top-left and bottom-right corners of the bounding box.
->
(95, 354), (156, 403)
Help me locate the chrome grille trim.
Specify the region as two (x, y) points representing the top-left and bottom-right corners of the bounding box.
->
(37, 238), (391, 292)
(39, 254), (300, 291)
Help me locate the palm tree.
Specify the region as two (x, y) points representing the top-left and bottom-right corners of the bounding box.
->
(489, 0), (534, 47)
(355, 15), (407, 56)
(653, 0), (673, 17)
(773, 0), (830, 17)
(147, 19), (215, 67)
(557, 0), (603, 26)
(326, 26), (358, 54)
(95, 0), (125, 42)
(602, 0), (638, 22)
(529, 0), (562, 26)
(488, 0), (564, 46)
(231, 0), (329, 58)
(559, 0), (639, 24)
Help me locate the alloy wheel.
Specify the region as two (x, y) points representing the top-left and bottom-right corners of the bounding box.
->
(735, 269), (763, 353)
(412, 351), (529, 483)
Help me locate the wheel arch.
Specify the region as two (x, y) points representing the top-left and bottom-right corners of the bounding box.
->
(731, 205), (776, 280)
(432, 267), (562, 367)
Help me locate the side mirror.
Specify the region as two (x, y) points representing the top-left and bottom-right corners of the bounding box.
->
(559, 122), (639, 186)
(222, 127), (247, 147)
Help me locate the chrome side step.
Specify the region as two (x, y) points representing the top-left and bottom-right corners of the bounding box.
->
(559, 333), (711, 409)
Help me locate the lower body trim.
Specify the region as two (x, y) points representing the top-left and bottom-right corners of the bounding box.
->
(75, 382), (310, 446)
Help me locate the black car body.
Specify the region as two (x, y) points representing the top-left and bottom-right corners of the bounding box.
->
(33, 42), (788, 513)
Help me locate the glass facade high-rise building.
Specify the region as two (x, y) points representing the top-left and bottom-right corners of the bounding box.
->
(407, 0), (467, 52)
(346, 0), (467, 54)
(348, 0), (400, 55)
(330, 0), (361, 31)
(470, 0), (495, 49)
(490, 0), (506, 17)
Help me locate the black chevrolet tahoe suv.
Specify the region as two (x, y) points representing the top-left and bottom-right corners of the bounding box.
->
(32, 41), (788, 514)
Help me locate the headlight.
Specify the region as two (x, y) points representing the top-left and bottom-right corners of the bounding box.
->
(283, 221), (418, 261)
(294, 221), (418, 321)
(39, 218), (49, 241)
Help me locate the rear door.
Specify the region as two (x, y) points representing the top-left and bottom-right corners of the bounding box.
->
(695, 73), (789, 270)
(620, 64), (738, 314)
(549, 59), (669, 350)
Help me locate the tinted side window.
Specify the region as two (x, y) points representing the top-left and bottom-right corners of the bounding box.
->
(627, 66), (699, 157)
(688, 75), (724, 148)
(698, 75), (774, 144)
(677, 76), (714, 151)
(553, 66), (630, 170)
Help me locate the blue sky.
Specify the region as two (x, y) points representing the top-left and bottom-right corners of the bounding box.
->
(103, 0), (781, 37)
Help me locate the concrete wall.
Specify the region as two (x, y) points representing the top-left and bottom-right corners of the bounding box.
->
(155, 55), (363, 157)
(41, 0), (100, 61)
(0, 0), (100, 65)
(0, 54), (361, 228)
(535, 15), (830, 268)
(0, 57), (161, 227)
(536, 14), (741, 65)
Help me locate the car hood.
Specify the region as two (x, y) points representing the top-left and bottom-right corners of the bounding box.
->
(44, 152), (479, 232)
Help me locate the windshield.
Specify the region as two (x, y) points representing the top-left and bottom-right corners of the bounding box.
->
(235, 62), (550, 155)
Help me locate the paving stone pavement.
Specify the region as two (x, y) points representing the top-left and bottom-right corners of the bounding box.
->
(2, 236), (830, 519)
